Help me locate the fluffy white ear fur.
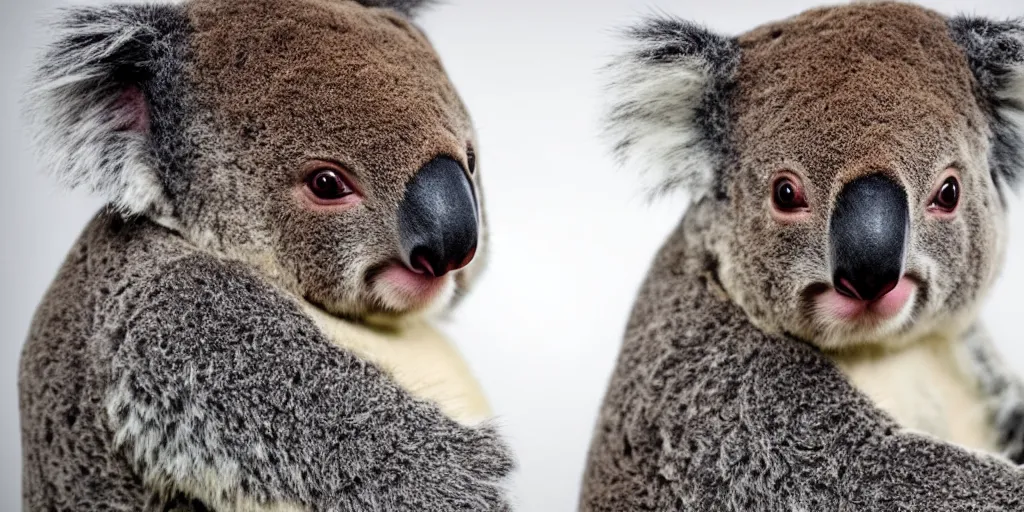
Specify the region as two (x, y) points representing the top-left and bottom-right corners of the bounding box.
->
(988, 25), (1024, 192)
(1002, 70), (1024, 191)
(602, 17), (738, 200)
(949, 16), (1024, 191)
(985, 24), (1024, 103)
(24, 6), (165, 215)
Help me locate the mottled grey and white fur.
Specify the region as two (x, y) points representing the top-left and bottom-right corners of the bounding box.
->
(582, 3), (1024, 510)
(19, 0), (513, 510)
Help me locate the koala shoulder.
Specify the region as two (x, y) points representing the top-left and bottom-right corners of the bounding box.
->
(23, 214), (260, 363)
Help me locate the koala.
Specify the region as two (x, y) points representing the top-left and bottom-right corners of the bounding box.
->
(18, 0), (514, 510)
(581, 3), (1024, 510)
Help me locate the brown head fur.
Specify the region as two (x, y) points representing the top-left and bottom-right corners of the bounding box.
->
(180, 0), (482, 320)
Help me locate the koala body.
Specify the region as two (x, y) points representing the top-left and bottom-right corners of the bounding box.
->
(582, 3), (1024, 510)
(19, 0), (512, 510)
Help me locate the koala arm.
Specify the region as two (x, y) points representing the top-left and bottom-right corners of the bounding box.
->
(100, 254), (512, 512)
(961, 325), (1024, 463)
(582, 251), (1024, 511)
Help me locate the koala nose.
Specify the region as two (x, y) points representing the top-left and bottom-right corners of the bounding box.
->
(829, 173), (909, 302)
(397, 156), (479, 277)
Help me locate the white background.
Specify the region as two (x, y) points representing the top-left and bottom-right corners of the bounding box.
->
(1, 0), (1022, 510)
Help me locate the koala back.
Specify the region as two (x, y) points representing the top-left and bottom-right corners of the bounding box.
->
(20, 214), (208, 508)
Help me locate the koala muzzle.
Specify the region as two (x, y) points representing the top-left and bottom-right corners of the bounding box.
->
(829, 174), (909, 302)
(397, 156), (479, 277)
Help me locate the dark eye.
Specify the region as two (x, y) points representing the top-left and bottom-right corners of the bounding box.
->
(307, 169), (354, 200)
(930, 176), (959, 212)
(466, 144), (476, 174)
(772, 176), (808, 211)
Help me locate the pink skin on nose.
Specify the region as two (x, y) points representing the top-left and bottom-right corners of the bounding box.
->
(817, 277), (915, 321)
(377, 263), (449, 304)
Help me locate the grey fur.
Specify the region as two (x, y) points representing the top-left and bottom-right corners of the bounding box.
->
(602, 16), (739, 199)
(21, 215), (512, 511)
(962, 325), (1024, 463)
(949, 16), (1024, 191)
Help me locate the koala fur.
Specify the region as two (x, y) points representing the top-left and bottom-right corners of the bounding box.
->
(583, 2), (1024, 510)
(20, 0), (512, 510)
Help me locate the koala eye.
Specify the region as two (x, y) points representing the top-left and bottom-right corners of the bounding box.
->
(772, 175), (808, 212)
(929, 176), (960, 213)
(307, 168), (354, 201)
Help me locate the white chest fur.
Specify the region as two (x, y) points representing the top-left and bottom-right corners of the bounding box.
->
(301, 304), (492, 426)
(828, 334), (998, 454)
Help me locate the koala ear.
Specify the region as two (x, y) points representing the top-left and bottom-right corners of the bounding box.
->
(356, 0), (436, 17)
(24, 5), (182, 215)
(948, 16), (1024, 191)
(603, 16), (739, 199)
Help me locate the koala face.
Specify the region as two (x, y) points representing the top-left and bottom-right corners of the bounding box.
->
(29, 0), (485, 322)
(717, 4), (1006, 348)
(182, 0), (484, 321)
(606, 3), (1024, 349)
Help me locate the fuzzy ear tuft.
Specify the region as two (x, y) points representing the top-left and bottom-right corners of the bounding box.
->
(356, 0), (437, 17)
(24, 5), (179, 215)
(602, 16), (739, 199)
(949, 16), (1024, 191)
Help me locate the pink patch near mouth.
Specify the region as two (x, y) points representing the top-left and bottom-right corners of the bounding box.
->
(817, 277), (915, 321)
(376, 263), (448, 304)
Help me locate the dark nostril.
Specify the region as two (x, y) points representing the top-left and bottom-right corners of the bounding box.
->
(874, 279), (899, 300)
(407, 243), (477, 278)
(409, 247), (439, 277)
(835, 278), (862, 300)
(834, 276), (899, 302)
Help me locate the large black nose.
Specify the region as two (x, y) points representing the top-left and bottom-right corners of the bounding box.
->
(397, 156), (478, 277)
(829, 173), (909, 301)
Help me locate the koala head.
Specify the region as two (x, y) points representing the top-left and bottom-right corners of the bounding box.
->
(607, 3), (1024, 349)
(27, 0), (485, 323)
